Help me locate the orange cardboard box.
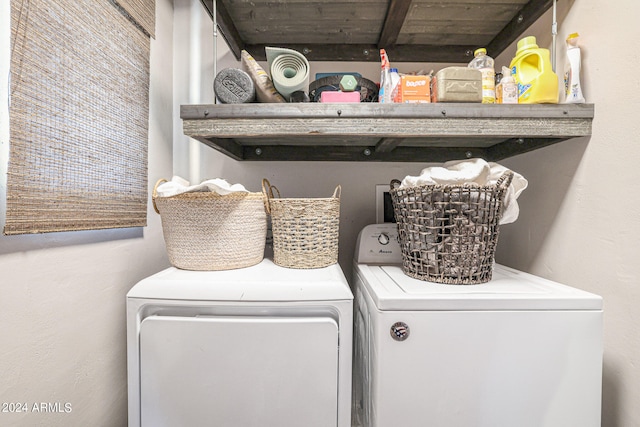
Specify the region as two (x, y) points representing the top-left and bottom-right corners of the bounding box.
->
(395, 75), (431, 103)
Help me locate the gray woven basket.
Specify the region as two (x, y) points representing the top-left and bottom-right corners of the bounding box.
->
(390, 172), (513, 284)
(262, 179), (340, 269)
(153, 179), (267, 271)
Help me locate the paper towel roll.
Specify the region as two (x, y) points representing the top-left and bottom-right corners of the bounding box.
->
(265, 46), (310, 99)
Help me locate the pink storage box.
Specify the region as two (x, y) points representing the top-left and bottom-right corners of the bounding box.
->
(320, 91), (360, 103)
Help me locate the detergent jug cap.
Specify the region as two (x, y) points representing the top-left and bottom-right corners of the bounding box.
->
(516, 36), (538, 53)
(474, 48), (487, 57)
(567, 32), (580, 40)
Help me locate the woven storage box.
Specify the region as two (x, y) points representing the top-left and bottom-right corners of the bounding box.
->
(263, 179), (340, 269)
(389, 172), (513, 284)
(152, 179), (267, 271)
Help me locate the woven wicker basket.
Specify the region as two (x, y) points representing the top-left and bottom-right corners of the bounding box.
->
(262, 179), (340, 269)
(390, 172), (513, 284)
(153, 179), (267, 271)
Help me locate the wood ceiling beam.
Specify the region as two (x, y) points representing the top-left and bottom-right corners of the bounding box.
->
(197, 0), (553, 63)
(378, 0), (413, 48)
(244, 43), (475, 63)
(487, 0), (555, 56)
(240, 144), (489, 162)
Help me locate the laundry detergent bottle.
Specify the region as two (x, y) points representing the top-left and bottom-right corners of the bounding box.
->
(509, 36), (559, 104)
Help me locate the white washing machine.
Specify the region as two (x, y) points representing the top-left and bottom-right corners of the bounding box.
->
(352, 223), (603, 427)
(127, 259), (353, 427)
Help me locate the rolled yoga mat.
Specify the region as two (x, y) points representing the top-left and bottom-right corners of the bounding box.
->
(265, 46), (310, 100)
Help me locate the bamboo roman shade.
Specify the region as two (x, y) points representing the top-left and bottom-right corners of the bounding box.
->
(6, 0), (152, 235)
(115, 0), (156, 37)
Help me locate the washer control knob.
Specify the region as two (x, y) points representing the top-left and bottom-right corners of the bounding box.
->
(390, 321), (410, 341)
(378, 232), (390, 245)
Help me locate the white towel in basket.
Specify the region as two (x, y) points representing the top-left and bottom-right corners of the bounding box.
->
(156, 176), (249, 197)
(399, 158), (528, 225)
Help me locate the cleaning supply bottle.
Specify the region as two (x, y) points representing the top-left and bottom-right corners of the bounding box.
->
(379, 49), (391, 103)
(563, 33), (585, 103)
(509, 36), (559, 104)
(500, 66), (518, 104)
(468, 48), (495, 104)
(495, 71), (503, 103)
(389, 68), (401, 103)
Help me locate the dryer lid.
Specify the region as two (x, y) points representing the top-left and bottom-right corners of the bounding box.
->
(128, 259), (353, 302)
(357, 263), (602, 311)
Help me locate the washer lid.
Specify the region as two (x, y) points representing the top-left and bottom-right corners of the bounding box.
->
(128, 259), (352, 302)
(357, 263), (602, 311)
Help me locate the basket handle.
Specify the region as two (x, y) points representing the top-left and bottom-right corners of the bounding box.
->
(494, 171), (515, 220)
(262, 179), (341, 211)
(332, 185), (341, 199)
(495, 171), (514, 191)
(262, 178), (281, 214)
(152, 178), (168, 214)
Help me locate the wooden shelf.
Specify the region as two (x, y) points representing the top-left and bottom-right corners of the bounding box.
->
(185, 1), (592, 162)
(200, 0), (556, 63)
(180, 103), (594, 162)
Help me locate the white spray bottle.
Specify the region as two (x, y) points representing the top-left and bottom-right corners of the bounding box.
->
(564, 33), (585, 103)
(500, 66), (518, 104)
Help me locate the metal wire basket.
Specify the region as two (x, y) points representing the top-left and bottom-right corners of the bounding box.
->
(390, 172), (513, 284)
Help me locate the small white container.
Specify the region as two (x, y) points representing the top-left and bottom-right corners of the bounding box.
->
(564, 33), (586, 103)
(500, 66), (518, 104)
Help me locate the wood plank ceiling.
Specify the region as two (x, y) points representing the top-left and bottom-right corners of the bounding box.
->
(199, 0), (555, 63)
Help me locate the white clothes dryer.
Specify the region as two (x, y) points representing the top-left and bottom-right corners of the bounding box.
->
(127, 259), (353, 427)
(352, 223), (603, 427)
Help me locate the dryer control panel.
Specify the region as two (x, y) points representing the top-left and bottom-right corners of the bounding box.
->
(354, 224), (402, 265)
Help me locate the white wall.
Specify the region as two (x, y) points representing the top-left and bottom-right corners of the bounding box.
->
(174, 0), (640, 426)
(495, 1), (640, 425)
(0, 0), (174, 425)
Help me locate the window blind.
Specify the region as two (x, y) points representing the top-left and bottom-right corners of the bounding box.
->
(6, 0), (151, 235)
(114, 0), (156, 37)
